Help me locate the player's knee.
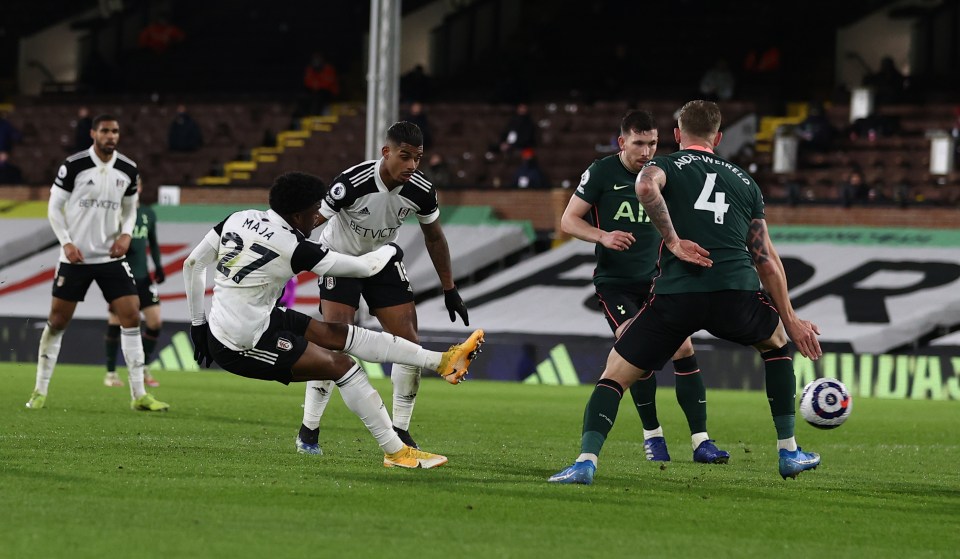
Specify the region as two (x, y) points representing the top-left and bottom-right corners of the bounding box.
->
(759, 344), (790, 360)
(671, 338), (695, 360)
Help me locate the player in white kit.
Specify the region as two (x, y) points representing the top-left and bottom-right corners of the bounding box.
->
(182, 172), (482, 468)
(296, 121), (475, 455)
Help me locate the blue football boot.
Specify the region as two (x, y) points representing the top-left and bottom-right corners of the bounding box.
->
(548, 460), (596, 485)
(643, 436), (671, 461)
(693, 439), (730, 464)
(779, 447), (820, 479)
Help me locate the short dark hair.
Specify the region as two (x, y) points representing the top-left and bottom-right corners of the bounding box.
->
(269, 172), (326, 215)
(92, 114), (119, 129)
(386, 121), (423, 147)
(621, 110), (657, 136)
(677, 100), (722, 137)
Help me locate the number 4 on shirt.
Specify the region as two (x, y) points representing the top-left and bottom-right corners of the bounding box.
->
(695, 173), (730, 224)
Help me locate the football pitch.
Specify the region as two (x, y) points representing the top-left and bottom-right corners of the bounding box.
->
(1, 364), (957, 558)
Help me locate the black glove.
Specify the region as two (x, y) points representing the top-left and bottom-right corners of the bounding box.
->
(387, 242), (404, 262)
(154, 268), (166, 284)
(444, 286), (469, 326)
(190, 323), (214, 368)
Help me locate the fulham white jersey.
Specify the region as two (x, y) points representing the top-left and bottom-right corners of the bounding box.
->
(319, 158), (439, 255)
(51, 146), (139, 264)
(206, 209), (334, 351)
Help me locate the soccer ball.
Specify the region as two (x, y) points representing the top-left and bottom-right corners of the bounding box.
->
(799, 378), (852, 429)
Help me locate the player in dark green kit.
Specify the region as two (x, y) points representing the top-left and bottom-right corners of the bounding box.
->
(550, 100), (823, 485)
(560, 110), (728, 464)
(104, 181), (164, 388)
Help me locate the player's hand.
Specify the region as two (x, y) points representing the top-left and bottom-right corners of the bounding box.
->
(444, 286), (469, 326)
(154, 268), (166, 284)
(598, 230), (635, 251)
(63, 243), (84, 263)
(387, 242), (404, 262)
(668, 239), (712, 268)
(785, 317), (822, 361)
(190, 322), (214, 368)
(110, 234), (132, 258)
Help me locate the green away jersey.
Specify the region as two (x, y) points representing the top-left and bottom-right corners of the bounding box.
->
(643, 149), (764, 294)
(126, 205), (162, 280)
(575, 153), (660, 286)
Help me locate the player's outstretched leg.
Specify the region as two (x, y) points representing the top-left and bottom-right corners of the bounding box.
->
(549, 378), (625, 485)
(435, 329), (485, 384)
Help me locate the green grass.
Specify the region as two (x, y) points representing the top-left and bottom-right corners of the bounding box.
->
(1, 364), (957, 559)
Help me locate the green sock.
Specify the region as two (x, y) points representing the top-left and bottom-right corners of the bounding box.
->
(143, 327), (161, 362)
(580, 379), (625, 456)
(629, 373), (659, 431)
(105, 324), (120, 373)
(674, 355), (707, 434)
(762, 346), (796, 439)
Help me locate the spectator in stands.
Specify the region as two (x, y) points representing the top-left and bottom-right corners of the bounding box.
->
(404, 102), (433, 150)
(168, 104), (203, 152)
(400, 64), (432, 102)
(795, 102), (835, 154)
(699, 59), (735, 102)
(208, 158), (224, 177)
(427, 153), (452, 189)
(301, 52), (339, 116)
(0, 151), (23, 185)
(138, 17), (186, 55)
(840, 168), (869, 208)
(72, 107), (93, 152)
(510, 148), (548, 189)
(499, 103), (537, 154)
(0, 110), (22, 154)
(863, 56), (906, 104)
(890, 174), (911, 208)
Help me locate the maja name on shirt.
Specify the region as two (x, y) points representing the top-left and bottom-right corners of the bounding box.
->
(671, 153), (751, 185)
(242, 217), (275, 240)
(349, 220), (399, 239)
(77, 198), (120, 210)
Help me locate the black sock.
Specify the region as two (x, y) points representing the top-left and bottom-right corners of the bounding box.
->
(580, 378), (624, 456)
(142, 327), (161, 362)
(104, 324), (121, 372)
(762, 345), (796, 439)
(674, 355), (707, 434)
(298, 424), (319, 445)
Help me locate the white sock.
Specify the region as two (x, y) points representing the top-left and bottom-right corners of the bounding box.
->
(121, 326), (146, 399)
(778, 437), (798, 452)
(576, 453), (598, 466)
(642, 426), (664, 440)
(35, 323), (65, 395)
(391, 363), (420, 431)
(302, 380), (335, 430)
(691, 432), (709, 450)
(342, 325), (440, 370)
(335, 364), (403, 454)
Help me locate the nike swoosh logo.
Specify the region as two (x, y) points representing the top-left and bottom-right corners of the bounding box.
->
(613, 184), (632, 190)
(698, 399), (707, 404)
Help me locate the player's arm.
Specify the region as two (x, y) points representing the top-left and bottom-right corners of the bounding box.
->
(420, 219), (469, 325)
(48, 185), (82, 263)
(560, 195), (634, 251)
(182, 229), (219, 325)
(182, 228), (219, 367)
(636, 165), (712, 267)
(111, 190), (138, 258)
(748, 218), (822, 359)
(298, 242), (398, 278)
